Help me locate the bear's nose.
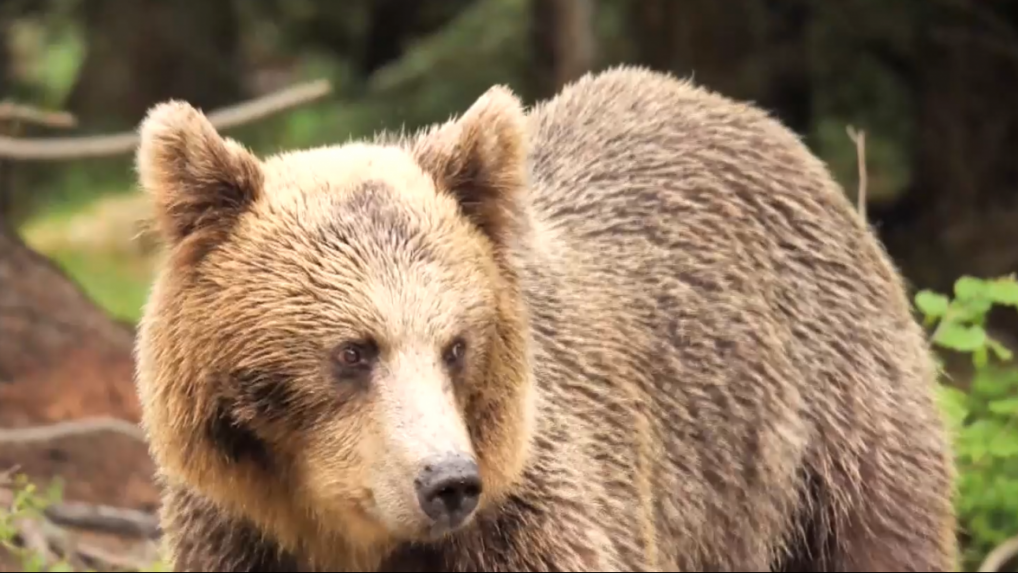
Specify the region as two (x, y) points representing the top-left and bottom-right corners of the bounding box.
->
(414, 454), (482, 528)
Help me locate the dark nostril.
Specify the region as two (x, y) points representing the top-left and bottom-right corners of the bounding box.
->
(434, 479), (481, 510)
(415, 455), (483, 528)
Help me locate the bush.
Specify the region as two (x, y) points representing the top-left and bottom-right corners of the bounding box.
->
(0, 472), (166, 572)
(916, 274), (1018, 571)
(0, 473), (74, 572)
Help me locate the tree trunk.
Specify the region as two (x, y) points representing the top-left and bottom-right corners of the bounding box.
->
(760, 0), (813, 138)
(530, 0), (597, 97)
(0, 219), (157, 511)
(0, 13), (8, 101)
(66, 0), (244, 130)
(360, 0), (425, 75)
(877, 0), (1018, 295)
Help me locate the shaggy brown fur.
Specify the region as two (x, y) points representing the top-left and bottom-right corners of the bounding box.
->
(133, 66), (957, 572)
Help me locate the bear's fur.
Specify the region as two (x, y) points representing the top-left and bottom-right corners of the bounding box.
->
(133, 66), (957, 571)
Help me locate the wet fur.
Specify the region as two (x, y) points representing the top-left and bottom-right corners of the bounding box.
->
(134, 66), (957, 571)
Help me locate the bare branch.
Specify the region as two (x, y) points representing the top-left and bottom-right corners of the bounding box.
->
(0, 464), (20, 485)
(3, 503), (156, 571)
(0, 485), (159, 539)
(74, 539), (155, 572)
(0, 102), (77, 129)
(979, 535), (1018, 573)
(44, 500), (161, 539)
(0, 78), (332, 161)
(846, 125), (868, 223)
(15, 517), (55, 562)
(0, 417), (147, 445)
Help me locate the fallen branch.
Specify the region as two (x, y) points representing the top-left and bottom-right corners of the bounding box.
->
(0, 486), (160, 539)
(846, 125), (868, 223)
(14, 516), (54, 563)
(44, 500), (160, 539)
(73, 539), (155, 572)
(5, 507), (155, 572)
(979, 535), (1018, 573)
(0, 416), (147, 445)
(0, 78), (332, 161)
(0, 465), (20, 484)
(0, 102), (77, 129)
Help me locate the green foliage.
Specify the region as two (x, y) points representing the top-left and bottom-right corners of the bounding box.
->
(0, 472), (166, 572)
(0, 473), (74, 572)
(6, 5), (85, 106)
(916, 275), (1018, 570)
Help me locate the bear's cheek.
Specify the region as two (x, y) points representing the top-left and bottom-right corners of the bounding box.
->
(289, 421), (396, 548)
(460, 360), (536, 503)
(293, 411), (375, 508)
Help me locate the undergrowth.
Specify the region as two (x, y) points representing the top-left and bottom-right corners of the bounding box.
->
(916, 275), (1018, 571)
(0, 473), (165, 572)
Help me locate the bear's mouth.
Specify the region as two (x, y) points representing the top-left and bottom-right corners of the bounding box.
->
(358, 496), (474, 543)
(419, 511), (478, 542)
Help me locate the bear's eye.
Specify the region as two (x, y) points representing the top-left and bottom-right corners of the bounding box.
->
(443, 337), (467, 369)
(334, 340), (378, 370)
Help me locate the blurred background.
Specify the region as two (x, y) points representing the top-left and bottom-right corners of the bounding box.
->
(0, 0), (1016, 571)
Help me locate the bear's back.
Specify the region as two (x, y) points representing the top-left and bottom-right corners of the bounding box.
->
(508, 67), (949, 570)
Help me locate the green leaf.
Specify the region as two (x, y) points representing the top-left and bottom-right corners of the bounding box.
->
(971, 515), (1002, 549)
(955, 276), (989, 301)
(988, 277), (1018, 307)
(973, 346), (989, 369)
(43, 478), (64, 507)
(22, 552), (44, 573)
(935, 322), (987, 352)
(936, 385), (970, 430)
(969, 442), (988, 464)
(987, 338), (1015, 362)
(915, 290), (950, 318)
(972, 368), (1015, 400)
(0, 521), (15, 540)
(951, 297), (994, 323)
(988, 397), (1018, 416)
(960, 419), (1001, 462)
(988, 430), (1018, 458)
(46, 562), (74, 573)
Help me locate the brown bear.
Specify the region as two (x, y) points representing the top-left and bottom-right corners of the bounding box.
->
(133, 66), (958, 572)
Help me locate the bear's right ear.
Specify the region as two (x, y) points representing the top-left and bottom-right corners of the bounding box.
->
(136, 101), (264, 252)
(411, 86), (529, 252)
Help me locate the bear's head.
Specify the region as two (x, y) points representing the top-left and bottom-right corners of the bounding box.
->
(133, 87), (536, 556)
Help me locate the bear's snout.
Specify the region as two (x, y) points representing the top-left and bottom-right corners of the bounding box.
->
(414, 454), (482, 531)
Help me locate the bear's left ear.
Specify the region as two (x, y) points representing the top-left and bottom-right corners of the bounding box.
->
(135, 100), (264, 256)
(412, 85), (529, 249)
